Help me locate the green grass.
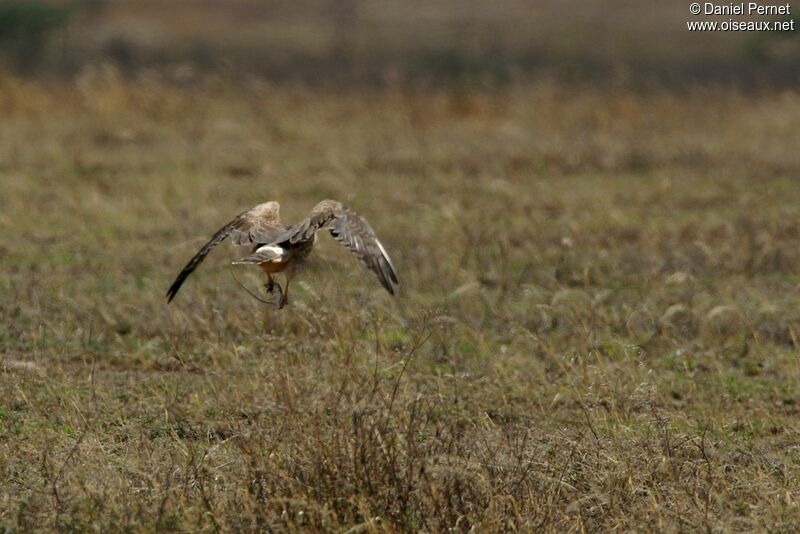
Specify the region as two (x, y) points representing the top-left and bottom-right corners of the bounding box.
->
(1, 76), (800, 530)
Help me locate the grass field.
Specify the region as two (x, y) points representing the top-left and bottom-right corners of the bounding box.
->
(2, 74), (800, 531)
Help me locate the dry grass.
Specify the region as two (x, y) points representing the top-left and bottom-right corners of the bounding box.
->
(2, 73), (800, 531)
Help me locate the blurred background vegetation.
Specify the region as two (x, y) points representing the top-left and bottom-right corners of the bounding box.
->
(0, 0), (798, 87)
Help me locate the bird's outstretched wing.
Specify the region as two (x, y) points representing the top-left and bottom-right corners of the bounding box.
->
(166, 201), (283, 302)
(276, 199), (399, 294)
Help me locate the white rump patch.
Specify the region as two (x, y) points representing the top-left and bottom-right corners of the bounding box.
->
(255, 245), (286, 260)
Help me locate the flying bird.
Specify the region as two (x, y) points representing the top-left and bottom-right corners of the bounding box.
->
(166, 200), (398, 308)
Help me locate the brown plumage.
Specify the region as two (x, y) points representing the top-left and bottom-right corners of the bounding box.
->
(166, 200), (398, 307)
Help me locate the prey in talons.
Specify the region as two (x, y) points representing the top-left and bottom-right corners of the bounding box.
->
(263, 276), (286, 309)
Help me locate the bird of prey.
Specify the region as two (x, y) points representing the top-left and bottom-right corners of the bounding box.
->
(166, 200), (398, 308)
